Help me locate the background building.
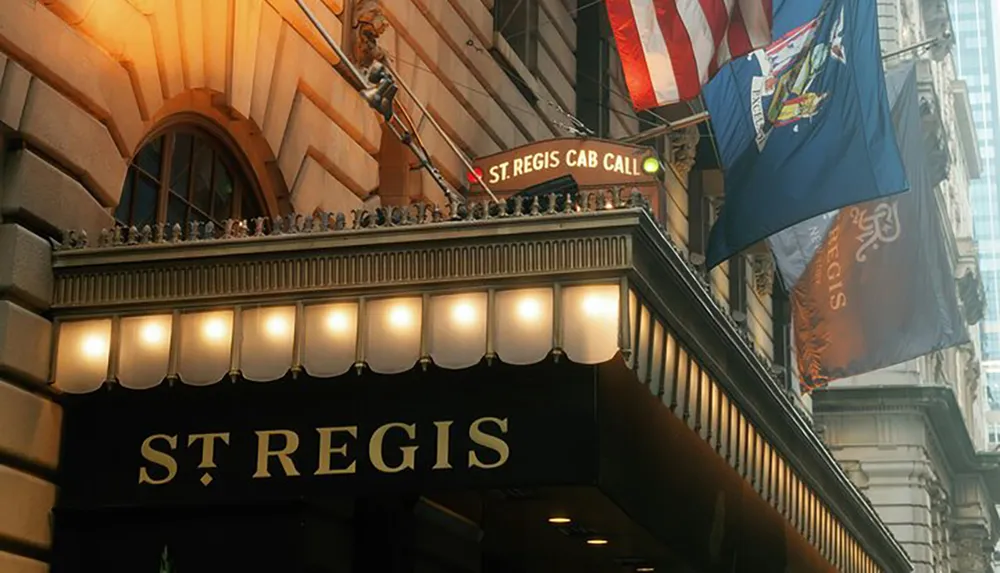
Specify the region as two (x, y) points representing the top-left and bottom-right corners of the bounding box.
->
(813, 1), (1000, 572)
(949, 0), (1000, 443)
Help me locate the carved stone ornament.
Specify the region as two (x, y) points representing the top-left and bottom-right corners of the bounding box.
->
(667, 125), (699, 178)
(951, 529), (990, 573)
(750, 253), (775, 297)
(352, 0), (389, 69)
(931, 350), (946, 385)
(958, 342), (981, 393)
(55, 188), (651, 252)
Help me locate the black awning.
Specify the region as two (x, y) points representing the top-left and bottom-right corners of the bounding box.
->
(57, 358), (832, 573)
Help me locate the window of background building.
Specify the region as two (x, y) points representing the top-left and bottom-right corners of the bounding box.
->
(772, 275), (794, 391)
(115, 127), (265, 231)
(728, 256), (748, 319)
(494, 0), (538, 70)
(576, 1), (613, 137)
(687, 169), (712, 261)
(989, 423), (1000, 446)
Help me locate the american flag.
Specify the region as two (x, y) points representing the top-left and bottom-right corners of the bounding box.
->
(605, 0), (773, 110)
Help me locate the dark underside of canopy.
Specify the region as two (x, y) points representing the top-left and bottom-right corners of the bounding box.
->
(53, 358), (831, 573)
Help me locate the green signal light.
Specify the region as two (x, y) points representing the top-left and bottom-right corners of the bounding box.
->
(642, 156), (661, 175)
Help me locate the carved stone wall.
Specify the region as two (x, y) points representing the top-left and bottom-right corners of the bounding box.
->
(817, 403), (994, 573)
(952, 525), (991, 573)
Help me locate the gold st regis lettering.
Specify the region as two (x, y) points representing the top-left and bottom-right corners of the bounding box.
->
(468, 417), (509, 469)
(137, 417), (511, 486)
(316, 426), (358, 475)
(139, 434), (179, 485)
(369, 422), (418, 473)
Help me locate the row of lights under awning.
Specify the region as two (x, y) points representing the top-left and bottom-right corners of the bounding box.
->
(53, 283), (624, 393)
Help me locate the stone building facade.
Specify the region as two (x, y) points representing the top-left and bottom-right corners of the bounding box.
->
(0, 2), (800, 570)
(0, 0), (986, 572)
(814, 1), (1000, 572)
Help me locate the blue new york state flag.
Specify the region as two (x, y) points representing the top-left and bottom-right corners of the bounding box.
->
(702, 0), (908, 268)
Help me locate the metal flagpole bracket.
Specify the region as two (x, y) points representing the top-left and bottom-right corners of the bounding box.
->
(362, 62), (398, 121)
(881, 32), (953, 62)
(618, 111), (711, 145)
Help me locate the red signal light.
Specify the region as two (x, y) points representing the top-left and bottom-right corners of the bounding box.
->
(466, 167), (484, 185)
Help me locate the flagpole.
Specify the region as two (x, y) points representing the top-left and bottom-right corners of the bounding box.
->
(618, 111), (711, 145)
(880, 34), (950, 61)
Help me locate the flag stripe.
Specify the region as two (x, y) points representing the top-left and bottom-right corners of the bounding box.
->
(709, 0), (736, 75)
(698, 0), (732, 46)
(739, 0), (772, 47)
(678, 0), (717, 84)
(605, 0), (771, 110)
(630, 0), (682, 104)
(606, 0), (660, 109)
(652, 0), (700, 100)
(726, 4), (753, 59)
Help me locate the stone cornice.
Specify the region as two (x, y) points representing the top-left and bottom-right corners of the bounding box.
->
(50, 193), (912, 572)
(815, 385), (1000, 532)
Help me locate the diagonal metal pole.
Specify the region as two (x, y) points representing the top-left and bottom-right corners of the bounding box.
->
(295, 0), (366, 86)
(382, 60), (497, 201)
(293, 0), (465, 203)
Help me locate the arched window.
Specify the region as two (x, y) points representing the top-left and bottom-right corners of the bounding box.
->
(115, 126), (266, 229)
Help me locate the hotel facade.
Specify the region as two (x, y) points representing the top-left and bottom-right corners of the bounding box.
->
(0, 0), (993, 572)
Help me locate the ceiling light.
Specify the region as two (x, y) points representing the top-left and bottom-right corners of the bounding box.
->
(547, 517), (571, 525)
(586, 538), (609, 546)
(636, 568), (655, 572)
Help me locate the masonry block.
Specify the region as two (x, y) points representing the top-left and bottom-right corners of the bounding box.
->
(2, 148), (113, 239)
(0, 225), (53, 311)
(0, 301), (52, 386)
(0, 381), (61, 471)
(0, 465), (55, 549)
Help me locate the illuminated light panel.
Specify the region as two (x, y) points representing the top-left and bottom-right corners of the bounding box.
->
(582, 294), (617, 318)
(547, 517), (571, 525)
(264, 314), (290, 338)
(516, 297), (543, 322)
(202, 318), (228, 341)
(81, 334), (108, 360)
(140, 322), (166, 346)
(326, 310), (351, 333)
(586, 538), (609, 546)
(451, 301), (477, 326)
(388, 304), (415, 329)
